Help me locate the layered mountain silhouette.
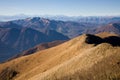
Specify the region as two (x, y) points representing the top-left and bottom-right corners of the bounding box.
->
(12, 17), (98, 38)
(0, 17), (120, 63)
(2, 17), (119, 40)
(1, 15), (120, 24)
(0, 33), (120, 80)
(0, 26), (69, 62)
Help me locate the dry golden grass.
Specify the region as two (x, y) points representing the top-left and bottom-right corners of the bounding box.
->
(96, 32), (119, 38)
(30, 43), (120, 80)
(0, 32), (120, 80)
(0, 34), (92, 80)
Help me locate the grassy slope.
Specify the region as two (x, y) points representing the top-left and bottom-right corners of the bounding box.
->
(0, 34), (93, 80)
(30, 43), (120, 80)
(0, 32), (120, 80)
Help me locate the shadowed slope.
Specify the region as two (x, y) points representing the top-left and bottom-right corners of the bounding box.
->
(85, 34), (103, 45)
(104, 36), (120, 46)
(85, 34), (120, 46)
(0, 41), (17, 63)
(0, 67), (18, 80)
(0, 27), (69, 62)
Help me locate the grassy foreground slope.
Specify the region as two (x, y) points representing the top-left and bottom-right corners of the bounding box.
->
(0, 32), (120, 80)
(0, 34), (91, 80)
(31, 43), (120, 80)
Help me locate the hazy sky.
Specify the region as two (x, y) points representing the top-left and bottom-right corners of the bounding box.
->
(0, 0), (120, 16)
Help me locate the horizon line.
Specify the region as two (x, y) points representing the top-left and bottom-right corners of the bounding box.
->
(0, 14), (120, 17)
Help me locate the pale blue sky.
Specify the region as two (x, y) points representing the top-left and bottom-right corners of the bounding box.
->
(0, 0), (120, 16)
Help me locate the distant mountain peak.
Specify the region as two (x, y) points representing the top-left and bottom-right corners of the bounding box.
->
(25, 17), (49, 22)
(85, 23), (120, 35)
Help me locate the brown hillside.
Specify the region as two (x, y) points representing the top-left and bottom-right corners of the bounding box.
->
(85, 23), (120, 35)
(31, 43), (120, 80)
(96, 32), (119, 38)
(8, 40), (65, 61)
(0, 32), (120, 80)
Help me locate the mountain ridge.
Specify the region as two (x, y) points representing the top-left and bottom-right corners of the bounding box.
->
(0, 33), (120, 80)
(85, 23), (120, 35)
(0, 27), (69, 62)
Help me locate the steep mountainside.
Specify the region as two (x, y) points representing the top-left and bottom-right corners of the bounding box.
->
(0, 33), (120, 80)
(0, 27), (69, 62)
(0, 41), (17, 62)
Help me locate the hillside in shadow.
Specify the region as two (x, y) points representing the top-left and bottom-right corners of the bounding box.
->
(85, 34), (120, 46)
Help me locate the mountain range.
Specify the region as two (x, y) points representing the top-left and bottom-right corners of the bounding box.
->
(1, 15), (120, 24)
(0, 16), (120, 80)
(0, 17), (120, 63)
(12, 17), (98, 38)
(0, 21), (69, 62)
